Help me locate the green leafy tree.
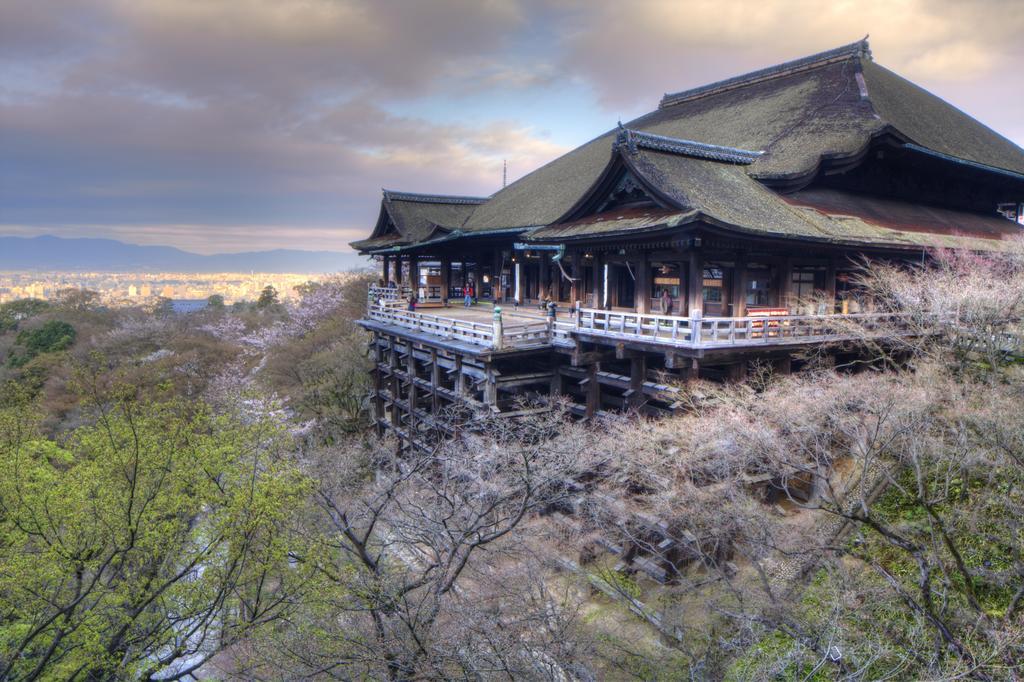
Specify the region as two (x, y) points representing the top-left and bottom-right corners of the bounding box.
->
(0, 395), (314, 680)
(8, 320), (76, 367)
(256, 285), (279, 309)
(0, 299), (50, 332)
(206, 293), (225, 310)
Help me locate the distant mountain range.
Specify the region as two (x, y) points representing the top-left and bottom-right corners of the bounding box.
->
(0, 235), (371, 274)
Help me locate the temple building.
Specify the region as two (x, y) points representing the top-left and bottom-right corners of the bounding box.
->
(351, 40), (1024, 438)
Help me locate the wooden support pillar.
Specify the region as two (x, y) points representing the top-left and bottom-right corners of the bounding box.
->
(408, 255), (419, 298)
(538, 253), (549, 300)
(440, 257), (451, 303)
(460, 260), (468, 292)
(687, 250), (703, 316)
(430, 349), (441, 414)
(778, 256), (793, 311)
(824, 257), (837, 313)
(726, 361), (748, 383)
(492, 250), (502, 301)
(774, 354), (793, 375)
(373, 336), (385, 436)
(454, 355), (466, 398)
(514, 261), (522, 304)
(731, 252), (747, 318)
(636, 251), (650, 314)
(382, 255), (391, 285)
(483, 363), (498, 407)
(584, 362), (600, 418)
(394, 257), (403, 286)
(406, 345), (418, 435)
(550, 355), (563, 397)
(592, 252), (603, 308)
(388, 336), (401, 436)
(570, 251), (581, 305)
(627, 355), (647, 409)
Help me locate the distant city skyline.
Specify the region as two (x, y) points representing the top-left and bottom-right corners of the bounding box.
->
(2, 0), (1022, 254)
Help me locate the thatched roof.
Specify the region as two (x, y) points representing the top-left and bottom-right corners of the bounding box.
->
(349, 190), (486, 252)
(352, 40), (1024, 253)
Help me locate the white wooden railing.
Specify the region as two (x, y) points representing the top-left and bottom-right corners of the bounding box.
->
(570, 308), (917, 348)
(365, 303), (552, 349)
(363, 296), (921, 352)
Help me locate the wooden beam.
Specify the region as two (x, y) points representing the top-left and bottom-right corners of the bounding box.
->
(571, 348), (612, 367)
(615, 342), (645, 360)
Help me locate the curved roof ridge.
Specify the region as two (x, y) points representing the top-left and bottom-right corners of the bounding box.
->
(659, 38), (871, 109)
(382, 189), (489, 205)
(903, 143), (1024, 181)
(615, 127), (764, 164)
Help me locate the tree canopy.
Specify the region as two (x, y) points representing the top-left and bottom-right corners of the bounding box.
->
(8, 320), (76, 368)
(0, 395), (312, 680)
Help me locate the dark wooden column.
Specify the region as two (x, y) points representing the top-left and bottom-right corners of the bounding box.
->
(550, 355), (563, 396)
(636, 251), (650, 313)
(585, 362), (600, 418)
(388, 336), (401, 436)
(627, 355), (647, 409)
(538, 253), (549, 300)
(778, 256), (793, 310)
(454, 355), (466, 398)
(382, 255), (391, 285)
(408, 255), (419, 297)
(492, 250), (502, 301)
(731, 252), (747, 317)
(373, 336), (384, 436)
(430, 348), (441, 414)
(570, 251), (581, 304)
(591, 253), (603, 308)
(394, 256), (403, 286)
(406, 345), (418, 436)
(824, 257), (837, 312)
(440, 256), (451, 302)
(483, 363), (497, 407)
(687, 250), (703, 316)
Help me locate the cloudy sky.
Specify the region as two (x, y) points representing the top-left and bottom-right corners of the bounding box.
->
(2, 0), (1022, 254)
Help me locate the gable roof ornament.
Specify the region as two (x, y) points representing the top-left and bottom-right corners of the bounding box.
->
(659, 37), (872, 109)
(613, 127), (763, 164)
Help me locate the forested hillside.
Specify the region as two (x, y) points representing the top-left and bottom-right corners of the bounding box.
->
(1, 248), (1023, 680)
